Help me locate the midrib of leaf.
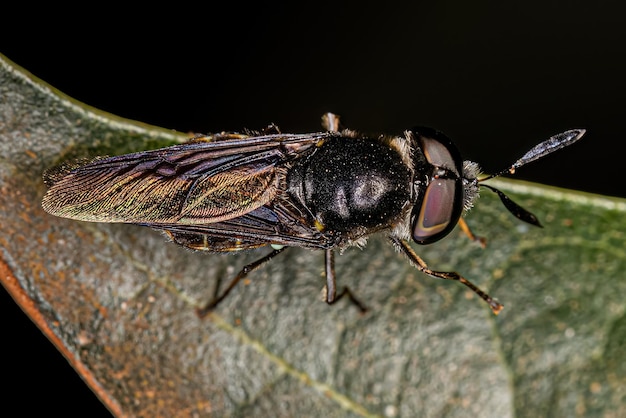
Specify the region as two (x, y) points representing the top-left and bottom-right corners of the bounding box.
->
(207, 313), (383, 418)
(84, 214), (382, 417)
(488, 178), (626, 211)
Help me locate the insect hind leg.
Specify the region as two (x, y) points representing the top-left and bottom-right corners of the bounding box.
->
(196, 246), (287, 318)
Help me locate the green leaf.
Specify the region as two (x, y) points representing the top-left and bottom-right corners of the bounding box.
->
(1, 53), (625, 417)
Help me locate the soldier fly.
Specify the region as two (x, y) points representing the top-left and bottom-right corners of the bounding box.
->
(42, 113), (585, 316)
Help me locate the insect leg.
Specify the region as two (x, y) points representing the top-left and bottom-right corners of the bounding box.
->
(196, 246), (287, 318)
(321, 112), (342, 132)
(389, 237), (503, 315)
(323, 249), (368, 312)
(457, 218), (487, 248)
(188, 132), (251, 143)
(324, 249), (337, 302)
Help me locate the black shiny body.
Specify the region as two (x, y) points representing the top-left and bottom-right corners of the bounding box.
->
(287, 136), (412, 243)
(42, 113), (585, 315)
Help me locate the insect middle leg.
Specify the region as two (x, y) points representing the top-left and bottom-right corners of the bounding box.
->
(196, 246), (287, 318)
(323, 249), (368, 312)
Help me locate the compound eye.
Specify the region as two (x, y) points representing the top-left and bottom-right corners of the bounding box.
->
(420, 136), (460, 175)
(410, 127), (465, 244)
(412, 178), (460, 244)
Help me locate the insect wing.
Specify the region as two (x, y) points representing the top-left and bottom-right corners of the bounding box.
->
(42, 133), (326, 224)
(144, 200), (333, 252)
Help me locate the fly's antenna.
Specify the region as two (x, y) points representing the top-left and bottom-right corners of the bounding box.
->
(480, 129), (586, 181)
(478, 129), (586, 226)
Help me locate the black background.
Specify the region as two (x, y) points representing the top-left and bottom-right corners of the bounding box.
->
(2, 2), (625, 415)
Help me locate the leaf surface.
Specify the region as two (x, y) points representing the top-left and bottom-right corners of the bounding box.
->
(1, 53), (625, 418)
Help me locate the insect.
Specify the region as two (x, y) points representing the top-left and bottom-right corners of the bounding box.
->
(42, 113), (585, 316)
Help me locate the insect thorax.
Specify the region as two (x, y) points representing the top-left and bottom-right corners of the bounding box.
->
(287, 136), (412, 242)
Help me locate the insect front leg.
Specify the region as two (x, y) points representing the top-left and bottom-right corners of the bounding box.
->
(196, 246), (287, 318)
(389, 237), (503, 315)
(457, 218), (487, 248)
(323, 249), (368, 313)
